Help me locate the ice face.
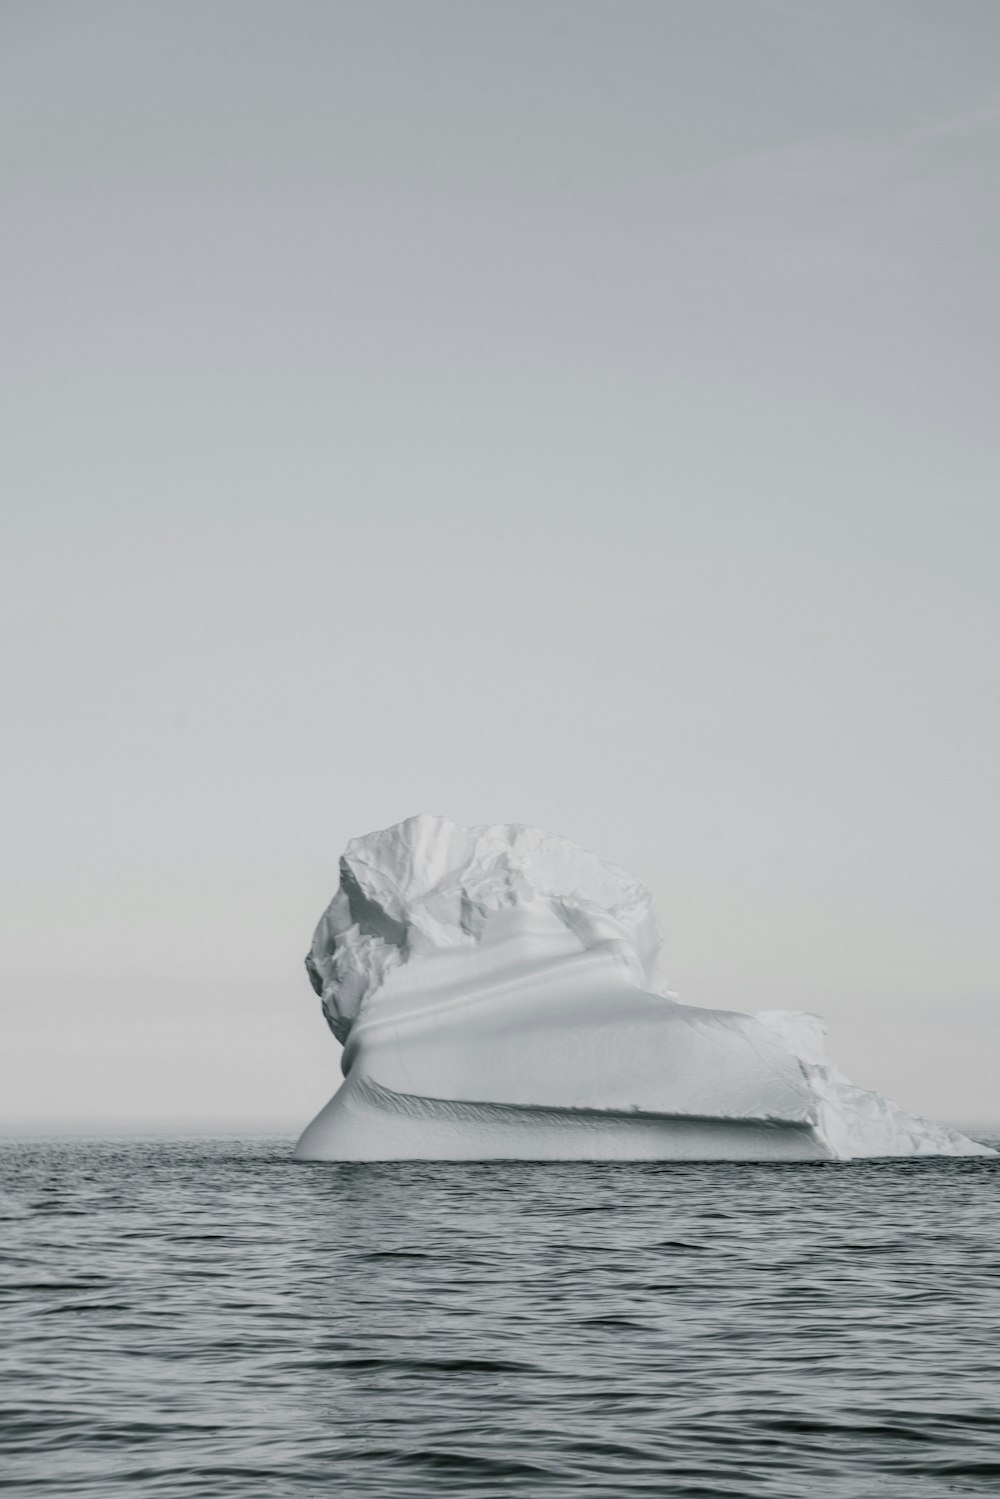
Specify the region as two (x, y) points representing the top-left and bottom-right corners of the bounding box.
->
(295, 815), (993, 1162)
(304, 813), (663, 1040)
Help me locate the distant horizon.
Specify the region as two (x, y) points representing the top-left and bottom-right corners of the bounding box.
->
(4, 1110), (999, 1139)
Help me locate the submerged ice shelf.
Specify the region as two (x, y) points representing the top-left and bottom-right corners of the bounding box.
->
(295, 815), (992, 1162)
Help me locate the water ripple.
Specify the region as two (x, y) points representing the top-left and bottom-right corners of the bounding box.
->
(1, 1136), (998, 1497)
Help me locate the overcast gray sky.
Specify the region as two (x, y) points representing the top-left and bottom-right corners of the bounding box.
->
(2, 1), (998, 1130)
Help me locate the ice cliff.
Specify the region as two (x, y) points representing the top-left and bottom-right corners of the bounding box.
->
(295, 815), (992, 1161)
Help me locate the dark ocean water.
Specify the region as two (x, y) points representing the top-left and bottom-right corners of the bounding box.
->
(2, 1136), (999, 1499)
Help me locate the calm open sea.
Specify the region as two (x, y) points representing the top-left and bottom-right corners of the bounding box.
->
(2, 1135), (999, 1498)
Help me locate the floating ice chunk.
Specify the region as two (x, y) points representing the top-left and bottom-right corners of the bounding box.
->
(295, 815), (993, 1161)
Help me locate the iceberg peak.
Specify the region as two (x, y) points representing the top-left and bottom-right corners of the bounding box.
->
(306, 813), (662, 1042)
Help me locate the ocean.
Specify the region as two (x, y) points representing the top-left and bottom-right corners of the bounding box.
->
(2, 1135), (999, 1498)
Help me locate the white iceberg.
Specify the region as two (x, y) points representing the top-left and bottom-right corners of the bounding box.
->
(295, 815), (992, 1161)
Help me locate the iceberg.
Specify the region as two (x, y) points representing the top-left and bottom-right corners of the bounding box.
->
(295, 815), (992, 1161)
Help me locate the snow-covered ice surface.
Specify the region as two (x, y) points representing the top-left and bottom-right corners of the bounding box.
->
(296, 815), (992, 1161)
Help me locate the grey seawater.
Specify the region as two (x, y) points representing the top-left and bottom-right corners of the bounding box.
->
(2, 1138), (999, 1499)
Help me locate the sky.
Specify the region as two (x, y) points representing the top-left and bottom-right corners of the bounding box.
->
(2, 0), (998, 1131)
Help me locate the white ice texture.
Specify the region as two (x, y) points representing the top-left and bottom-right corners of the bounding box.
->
(295, 815), (992, 1161)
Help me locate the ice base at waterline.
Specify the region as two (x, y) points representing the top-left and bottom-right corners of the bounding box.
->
(295, 815), (992, 1162)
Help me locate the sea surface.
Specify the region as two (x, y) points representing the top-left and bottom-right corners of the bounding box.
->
(2, 1136), (999, 1499)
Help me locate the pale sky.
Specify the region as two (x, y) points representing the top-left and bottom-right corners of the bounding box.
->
(3, 0), (998, 1130)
